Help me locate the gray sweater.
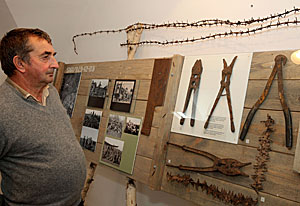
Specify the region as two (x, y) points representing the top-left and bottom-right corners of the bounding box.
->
(0, 81), (86, 206)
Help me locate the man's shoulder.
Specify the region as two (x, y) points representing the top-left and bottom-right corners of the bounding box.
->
(0, 81), (18, 113)
(0, 81), (14, 100)
(48, 84), (61, 100)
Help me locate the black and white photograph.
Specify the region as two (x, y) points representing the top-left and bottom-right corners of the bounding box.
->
(101, 137), (124, 167)
(110, 80), (136, 112)
(87, 79), (109, 108)
(124, 117), (141, 136)
(106, 114), (125, 138)
(59, 73), (82, 118)
(80, 109), (102, 152)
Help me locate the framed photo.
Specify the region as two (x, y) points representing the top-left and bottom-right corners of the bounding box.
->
(124, 117), (141, 136)
(101, 137), (124, 167)
(60, 73), (81, 118)
(110, 80), (136, 113)
(106, 114), (125, 138)
(87, 79), (109, 108)
(79, 109), (102, 152)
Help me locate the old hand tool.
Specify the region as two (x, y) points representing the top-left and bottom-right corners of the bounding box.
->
(204, 56), (238, 132)
(180, 59), (203, 126)
(166, 142), (251, 177)
(239, 55), (293, 149)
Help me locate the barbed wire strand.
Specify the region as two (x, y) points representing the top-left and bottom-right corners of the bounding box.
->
(72, 7), (300, 54)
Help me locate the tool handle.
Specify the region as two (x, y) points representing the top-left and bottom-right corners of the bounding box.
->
(239, 107), (258, 141)
(283, 108), (293, 149)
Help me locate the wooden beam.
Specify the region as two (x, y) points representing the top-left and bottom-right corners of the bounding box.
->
(126, 23), (143, 60)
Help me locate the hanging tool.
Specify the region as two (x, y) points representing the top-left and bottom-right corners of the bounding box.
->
(180, 59), (203, 126)
(166, 142), (251, 177)
(239, 54), (293, 149)
(204, 56), (238, 132)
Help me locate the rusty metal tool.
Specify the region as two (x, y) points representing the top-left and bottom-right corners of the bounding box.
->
(204, 56), (238, 132)
(166, 142), (251, 177)
(141, 59), (172, 136)
(180, 59), (203, 126)
(239, 55), (293, 149)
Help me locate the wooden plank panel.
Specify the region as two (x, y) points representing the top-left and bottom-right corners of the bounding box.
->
(165, 132), (300, 202)
(130, 155), (152, 185)
(162, 167), (300, 206)
(244, 80), (300, 111)
(148, 55), (185, 189)
(166, 134), (255, 187)
(136, 80), (151, 100)
(151, 106), (163, 128)
(249, 50), (300, 80)
(54, 62), (65, 92)
(136, 127), (158, 158)
(238, 109), (300, 154)
(66, 58), (157, 178)
(74, 59), (155, 80)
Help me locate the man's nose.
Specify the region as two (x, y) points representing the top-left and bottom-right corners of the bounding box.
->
(50, 56), (59, 69)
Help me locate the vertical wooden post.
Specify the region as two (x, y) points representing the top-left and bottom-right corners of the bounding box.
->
(126, 23), (143, 60)
(125, 24), (143, 205)
(126, 178), (137, 206)
(54, 62), (65, 92)
(81, 162), (97, 202)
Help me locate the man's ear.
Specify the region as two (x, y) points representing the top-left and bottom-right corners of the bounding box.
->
(13, 56), (26, 73)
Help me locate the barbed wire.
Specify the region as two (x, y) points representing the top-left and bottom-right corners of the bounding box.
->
(121, 18), (300, 46)
(72, 7), (300, 54)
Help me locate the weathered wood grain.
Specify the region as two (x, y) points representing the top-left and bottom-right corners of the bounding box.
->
(161, 50), (300, 205)
(165, 134), (300, 202)
(64, 50), (300, 206)
(238, 109), (299, 154)
(54, 62), (65, 92)
(136, 127), (158, 159)
(244, 80), (300, 111)
(68, 59), (155, 80)
(142, 59), (172, 136)
(65, 56), (158, 188)
(249, 50), (300, 80)
(148, 55), (185, 190)
(162, 167), (300, 206)
(130, 155), (152, 185)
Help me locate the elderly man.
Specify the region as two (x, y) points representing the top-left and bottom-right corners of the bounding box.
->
(0, 28), (86, 206)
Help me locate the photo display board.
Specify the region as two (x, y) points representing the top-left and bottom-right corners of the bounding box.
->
(57, 57), (181, 189)
(100, 113), (142, 174)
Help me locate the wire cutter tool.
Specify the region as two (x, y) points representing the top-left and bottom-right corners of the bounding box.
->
(204, 56), (238, 132)
(180, 59), (203, 126)
(239, 54), (293, 149)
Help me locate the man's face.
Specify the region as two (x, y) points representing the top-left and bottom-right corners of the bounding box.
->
(23, 36), (59, 86)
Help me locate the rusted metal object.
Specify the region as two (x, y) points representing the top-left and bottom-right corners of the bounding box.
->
(180, 59), (203, 126)
(239, 54), (293, 149)
(166, 142), (251, 177)
(251, 115), (274, 193)
(166, 172), (258, 206)
(141, 59), (172, 136)
(204, 56), (238, 132)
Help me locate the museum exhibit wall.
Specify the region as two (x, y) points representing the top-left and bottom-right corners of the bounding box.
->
(1, 0), (300, 205)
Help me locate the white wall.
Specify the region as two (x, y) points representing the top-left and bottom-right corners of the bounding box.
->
(0, 0), (16, 84)
(2, 0), (300, 205)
